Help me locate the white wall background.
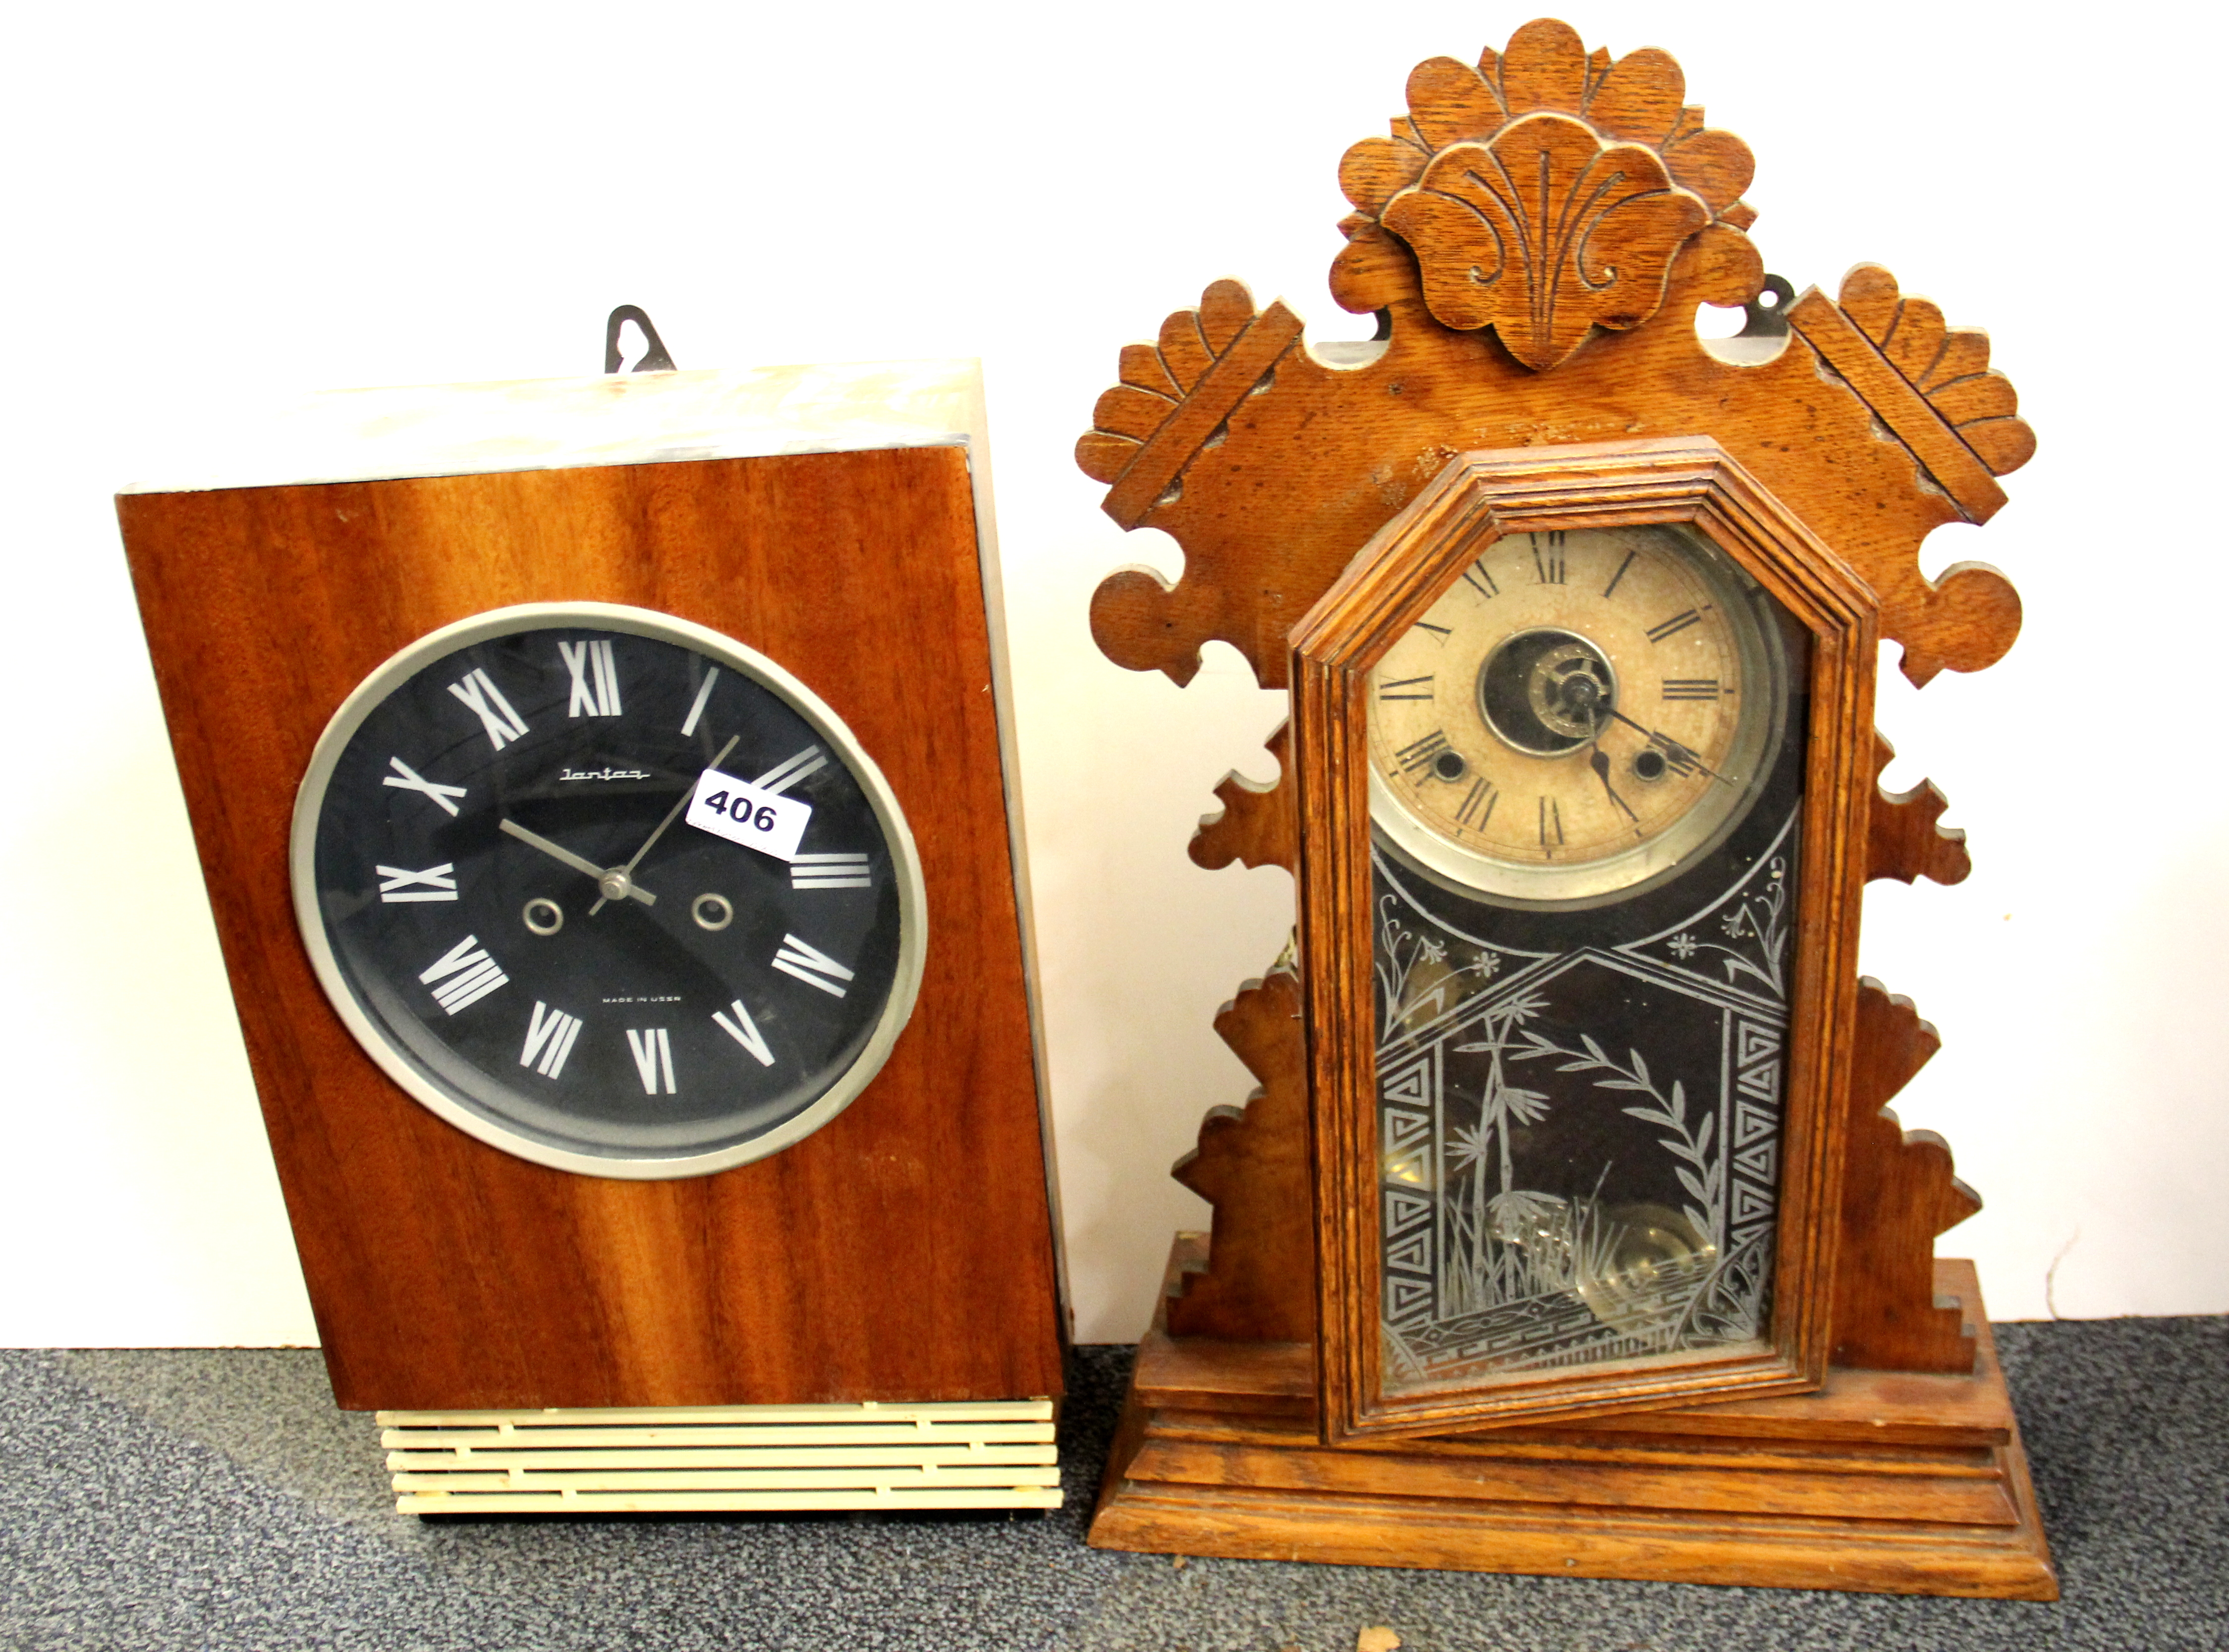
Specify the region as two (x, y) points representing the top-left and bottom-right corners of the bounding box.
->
(2, 0), (2221, 1348)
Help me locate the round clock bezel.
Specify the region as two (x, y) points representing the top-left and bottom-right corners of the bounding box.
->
(289, 600), (929, 1181)
(1367, 521), (1789, 909)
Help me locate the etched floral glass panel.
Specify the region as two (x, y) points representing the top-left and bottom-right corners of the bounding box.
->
(1373, 825), (1794, 1391)
(1362, 523), (1806, 1396)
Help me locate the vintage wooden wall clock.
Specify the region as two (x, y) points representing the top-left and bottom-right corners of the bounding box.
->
(1079, 19), (2053, 1595)
(118, 358), (1067, 1513)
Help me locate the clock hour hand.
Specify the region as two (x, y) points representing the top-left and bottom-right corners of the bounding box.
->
(1599, 706), (1735, 786)
(588, 733), (742, 916)
(1587, 742), (1641, 828)
(499, 819), (658, 907)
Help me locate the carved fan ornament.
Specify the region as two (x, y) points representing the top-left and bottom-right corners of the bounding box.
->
(1343, 18), (1757, 369)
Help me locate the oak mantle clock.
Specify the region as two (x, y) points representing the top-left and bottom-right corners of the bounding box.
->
(1078, 18), (2051, 1597)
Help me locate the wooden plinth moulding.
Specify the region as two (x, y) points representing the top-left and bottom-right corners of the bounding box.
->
(1096, 1240), (2051, 1598)
(1080, 18), (2049, 1597)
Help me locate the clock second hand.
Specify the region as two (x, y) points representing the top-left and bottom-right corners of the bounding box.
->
(588, 733), (742, 916)
(498, 819), (659, 907)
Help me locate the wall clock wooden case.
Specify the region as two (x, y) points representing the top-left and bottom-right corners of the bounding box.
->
(118, 361), (1066, 1513)
(1078, 20), (2052, 1596)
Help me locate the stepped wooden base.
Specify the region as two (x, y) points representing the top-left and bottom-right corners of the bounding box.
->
(1091, 1238), (2054, 1598)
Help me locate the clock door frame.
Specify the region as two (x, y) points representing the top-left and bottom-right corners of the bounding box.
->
(1295, 438), (1880, 1443)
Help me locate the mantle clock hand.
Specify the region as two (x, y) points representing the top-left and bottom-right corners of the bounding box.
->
(498, 818), (659, 907)
(1601, 705), (1736, 786)
(589, 733), (742, 915)
(1587, 741), (1641, 830)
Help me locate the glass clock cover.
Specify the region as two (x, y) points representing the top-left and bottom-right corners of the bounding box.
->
(1361, 524), (1806, 1395)
(291, 603), (926, 1179)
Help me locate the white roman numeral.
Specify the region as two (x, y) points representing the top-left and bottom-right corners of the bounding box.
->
(518, 1001), (584, 1078)
(771, 933), (855, 998)
(383, 756), (466, 816)
(790, 853), (871, 891)
(376, 863), (458, 903)
(448, 668), (530, 750)
(419, 935), (509, 1015)
(680, 667), (719, 737)
(627, 1027), (677, 1094)
(753, 745), (828, 796)
(713, 999), (777, 1067)
(560, 639), (623, 718)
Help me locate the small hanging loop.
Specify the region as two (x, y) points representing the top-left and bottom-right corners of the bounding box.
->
(604, 306), (678, 374)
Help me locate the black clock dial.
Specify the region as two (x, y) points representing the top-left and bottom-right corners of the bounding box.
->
(295, 607), (922, 1176)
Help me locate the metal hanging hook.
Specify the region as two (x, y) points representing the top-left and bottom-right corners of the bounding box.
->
(604, 306), (678, 374)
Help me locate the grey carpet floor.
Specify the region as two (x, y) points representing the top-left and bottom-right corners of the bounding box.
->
(1, 1320), (2223, 1651)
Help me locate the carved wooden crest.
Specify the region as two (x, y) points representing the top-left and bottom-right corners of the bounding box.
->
(1343, 18), (1757, 369)
(1081, 19), (2034, 698)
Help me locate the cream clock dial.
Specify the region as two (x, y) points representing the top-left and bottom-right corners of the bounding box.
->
(1367, 523), (1784, 903)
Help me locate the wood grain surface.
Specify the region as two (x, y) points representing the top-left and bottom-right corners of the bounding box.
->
(1187, 722), (1295, 874)
(1831, 982), (1984, 1373)
(120, 445), (1063, 1411)
(1866, 732), (1973, 888)
(1164, 972), (1314, 1342)
(1082, 272), (2028, 691)
(1095, 1242), (2055, 1598)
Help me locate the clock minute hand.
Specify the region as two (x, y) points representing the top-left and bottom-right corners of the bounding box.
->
(499, 819), (658, 908)
(588, 734), (742, 916)
(1600, 706), (1736, 787)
